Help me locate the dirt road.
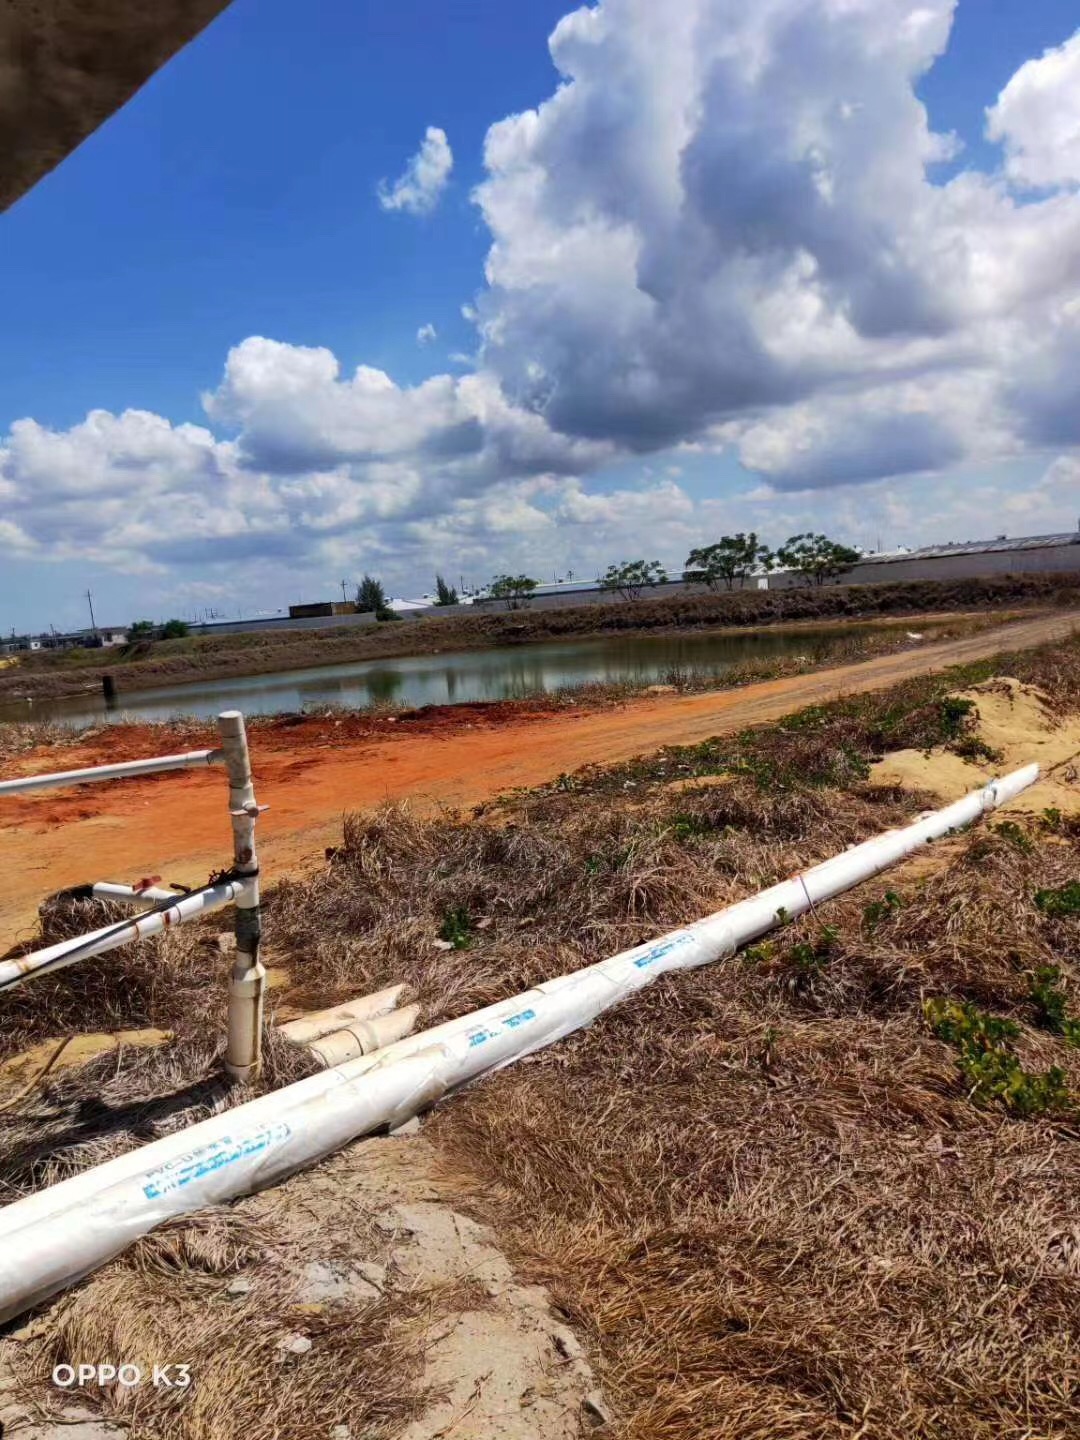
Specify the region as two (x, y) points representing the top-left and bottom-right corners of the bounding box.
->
(2, 609), (1077, 942)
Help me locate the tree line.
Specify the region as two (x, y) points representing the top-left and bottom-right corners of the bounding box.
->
(350, 533), (861, 619)
(480, 532), (861, 608)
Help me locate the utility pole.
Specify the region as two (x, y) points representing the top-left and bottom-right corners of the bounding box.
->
(341, 579), (349, 604)
(85, 589), (99, 640)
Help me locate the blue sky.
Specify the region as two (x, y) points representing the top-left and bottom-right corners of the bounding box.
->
(1, 0), (1079, 632)
(0, 0), (571, 429)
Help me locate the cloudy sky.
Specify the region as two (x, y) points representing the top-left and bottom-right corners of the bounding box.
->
(1, 0), (1078, 631)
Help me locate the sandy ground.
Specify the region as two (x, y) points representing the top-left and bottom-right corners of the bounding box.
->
(0, 1131), (602, 1440)
(1, 609), (1077, 944)
(870, 675), (1080, 814)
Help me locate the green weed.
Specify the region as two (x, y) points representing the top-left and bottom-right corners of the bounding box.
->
(924, 997), (1071, 1116)
(786, 926), (839, 973)
(862, 890), (903, 932)
(938, 696), (976, 737)
(669, 814), (710, 841)
(438, 906), (474, 950)
(1034, 881), (1080, 918)
(1027, 966), (1080, 1047)
(993, 820), (1033, 852)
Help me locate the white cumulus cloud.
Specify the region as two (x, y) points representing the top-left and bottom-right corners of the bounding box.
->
(417, 323), (437, 345)
(987, 30), (1080, 190)
(4, 0), (1080, 608)
(378, 126), (453, 214)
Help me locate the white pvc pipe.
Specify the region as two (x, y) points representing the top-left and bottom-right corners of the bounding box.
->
(218, 711), (265, 1084)
(0, 765), (1037, 1322)
(89, 882), (178, 906)
(279, 985), (406, 1045)
(0, 882), (243, 994)
(307, 1004), (421, 1068)
(0, 749), (222, 796)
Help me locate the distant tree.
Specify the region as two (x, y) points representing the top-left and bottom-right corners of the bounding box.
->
(356, 574), (398, 620)
(599, 559), (667, 601)
(357, 574), (387, 612)
(489, 574), (538, 610)
(128, 619), (155, 638)
(434, 574), (459, 606)
(775, 533), (860, 586)
(685, 533), (773, 590)
(160, 619), (190, 638)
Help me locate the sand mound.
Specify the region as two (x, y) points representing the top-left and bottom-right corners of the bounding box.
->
(870, 677), (1080, 813)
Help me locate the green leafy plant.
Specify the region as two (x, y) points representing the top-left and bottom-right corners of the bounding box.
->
(1040, 807), (1063, 833)
(1034, 881), (1080, 918)
(924, 997), (1071, 1116)
(952, 736), (1002, 762)
(938, 695), (976, 738)
(1028, 966), (1080, 1047)
(669, 813), (709, 841)
(862, 890), (903, 932)
(993, 820), (1033, 852)
(786, 926), (839, 973)
(438, 907), (474, 950)
(743, 941), (775, 966)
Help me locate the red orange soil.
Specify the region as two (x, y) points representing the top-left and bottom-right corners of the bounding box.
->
(2, 609), (1077, 943)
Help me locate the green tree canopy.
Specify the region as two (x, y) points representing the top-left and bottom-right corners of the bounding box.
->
(685, 533), (773, 590)
(160, 618), (189, 638)
(127, 619), (155, 637)
(489, 574), (538, 609)
(434, 574), (459, 606)
(775, 533), (860, 586)
(357, 574), (389, 614)
(599, 559), (667, 601)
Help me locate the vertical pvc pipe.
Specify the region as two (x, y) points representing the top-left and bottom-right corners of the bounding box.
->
(217, 710), (265, 1083)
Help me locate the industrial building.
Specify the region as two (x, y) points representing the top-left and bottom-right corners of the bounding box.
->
(768, 530), (1080, 589)
(463, 528), (1080, 613)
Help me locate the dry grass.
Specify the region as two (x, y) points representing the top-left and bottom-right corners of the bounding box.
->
(1, 633), (1078, 1438)
(426, 826), (1079, 1439)
(9, 1205), (476, 1440)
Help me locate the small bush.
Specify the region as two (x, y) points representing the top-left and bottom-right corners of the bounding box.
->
(438, 906), (474, 950)
(1034, 881), (1080, 918)
(863, 890), (903, 931)
(925, 997), (1071, 1117)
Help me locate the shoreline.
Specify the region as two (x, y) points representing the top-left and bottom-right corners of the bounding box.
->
(2, 570), (1078, 705)
(0, 611), (1006, 737)
(2, 607), (1076, 940)
(0, 606), (1026, 718)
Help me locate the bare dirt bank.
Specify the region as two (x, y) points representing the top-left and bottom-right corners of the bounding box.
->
(1, 607), (1077, 941)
